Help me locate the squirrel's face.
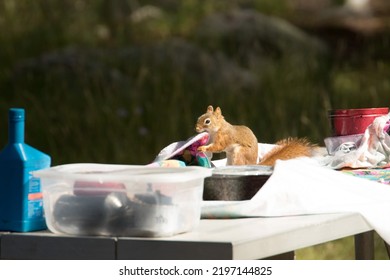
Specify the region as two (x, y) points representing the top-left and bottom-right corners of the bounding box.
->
(196, 114), (219, 133)
(195, 105), (223, 133)
(195, 115), (212, 133)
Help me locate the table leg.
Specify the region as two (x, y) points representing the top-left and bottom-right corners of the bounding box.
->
(262, 251), (295, 260)
(354, 231), (374, 260)
(385, 241), (390, 259)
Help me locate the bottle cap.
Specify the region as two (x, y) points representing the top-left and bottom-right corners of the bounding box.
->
(9, 108), (25, 122)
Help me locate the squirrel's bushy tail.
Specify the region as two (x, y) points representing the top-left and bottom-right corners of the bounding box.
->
(259, 137), (317, 166)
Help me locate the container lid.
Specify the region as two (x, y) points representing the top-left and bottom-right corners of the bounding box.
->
(328, 107), (389, 117)
(32, 163), (212, 183)
(212, 165), (273, 176)
(9, 108), (25, 122)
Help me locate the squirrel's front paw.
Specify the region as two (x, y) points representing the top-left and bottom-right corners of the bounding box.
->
(197, 145), (208, 152)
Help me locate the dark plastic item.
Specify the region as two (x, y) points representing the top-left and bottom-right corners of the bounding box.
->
(203, 166), (272, 201)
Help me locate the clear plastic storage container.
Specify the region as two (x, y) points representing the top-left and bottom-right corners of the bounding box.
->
(32, 164), (211, 237)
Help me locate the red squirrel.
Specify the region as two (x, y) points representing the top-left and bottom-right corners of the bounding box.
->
(195, 105), (258, 165)
(196, 105), (317, 166)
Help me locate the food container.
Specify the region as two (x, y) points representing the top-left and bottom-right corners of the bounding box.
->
(328, 107), (388, 136)
(32, 164), (212, 237)
(203, 165), (272, 201)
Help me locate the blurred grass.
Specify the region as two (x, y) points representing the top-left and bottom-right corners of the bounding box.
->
(296, 232), (388, 260)
(1, 0), (390, 259)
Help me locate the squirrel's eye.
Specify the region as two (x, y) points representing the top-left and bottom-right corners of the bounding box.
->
(204, 118), (211, 125)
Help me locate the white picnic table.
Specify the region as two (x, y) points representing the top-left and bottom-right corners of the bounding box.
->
(0, 212), (375, 259)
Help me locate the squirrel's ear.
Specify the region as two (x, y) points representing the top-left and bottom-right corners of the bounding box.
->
(207, 105), (214, 113)
(215, 107), (222, 116)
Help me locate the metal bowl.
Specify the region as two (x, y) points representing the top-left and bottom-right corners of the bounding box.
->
(203, 165), (272, 201)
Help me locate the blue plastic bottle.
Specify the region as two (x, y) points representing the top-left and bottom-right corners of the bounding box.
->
(0, 108), (51, 231)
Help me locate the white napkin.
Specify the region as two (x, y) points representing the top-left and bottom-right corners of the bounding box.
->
(202, 158), (390, 244)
